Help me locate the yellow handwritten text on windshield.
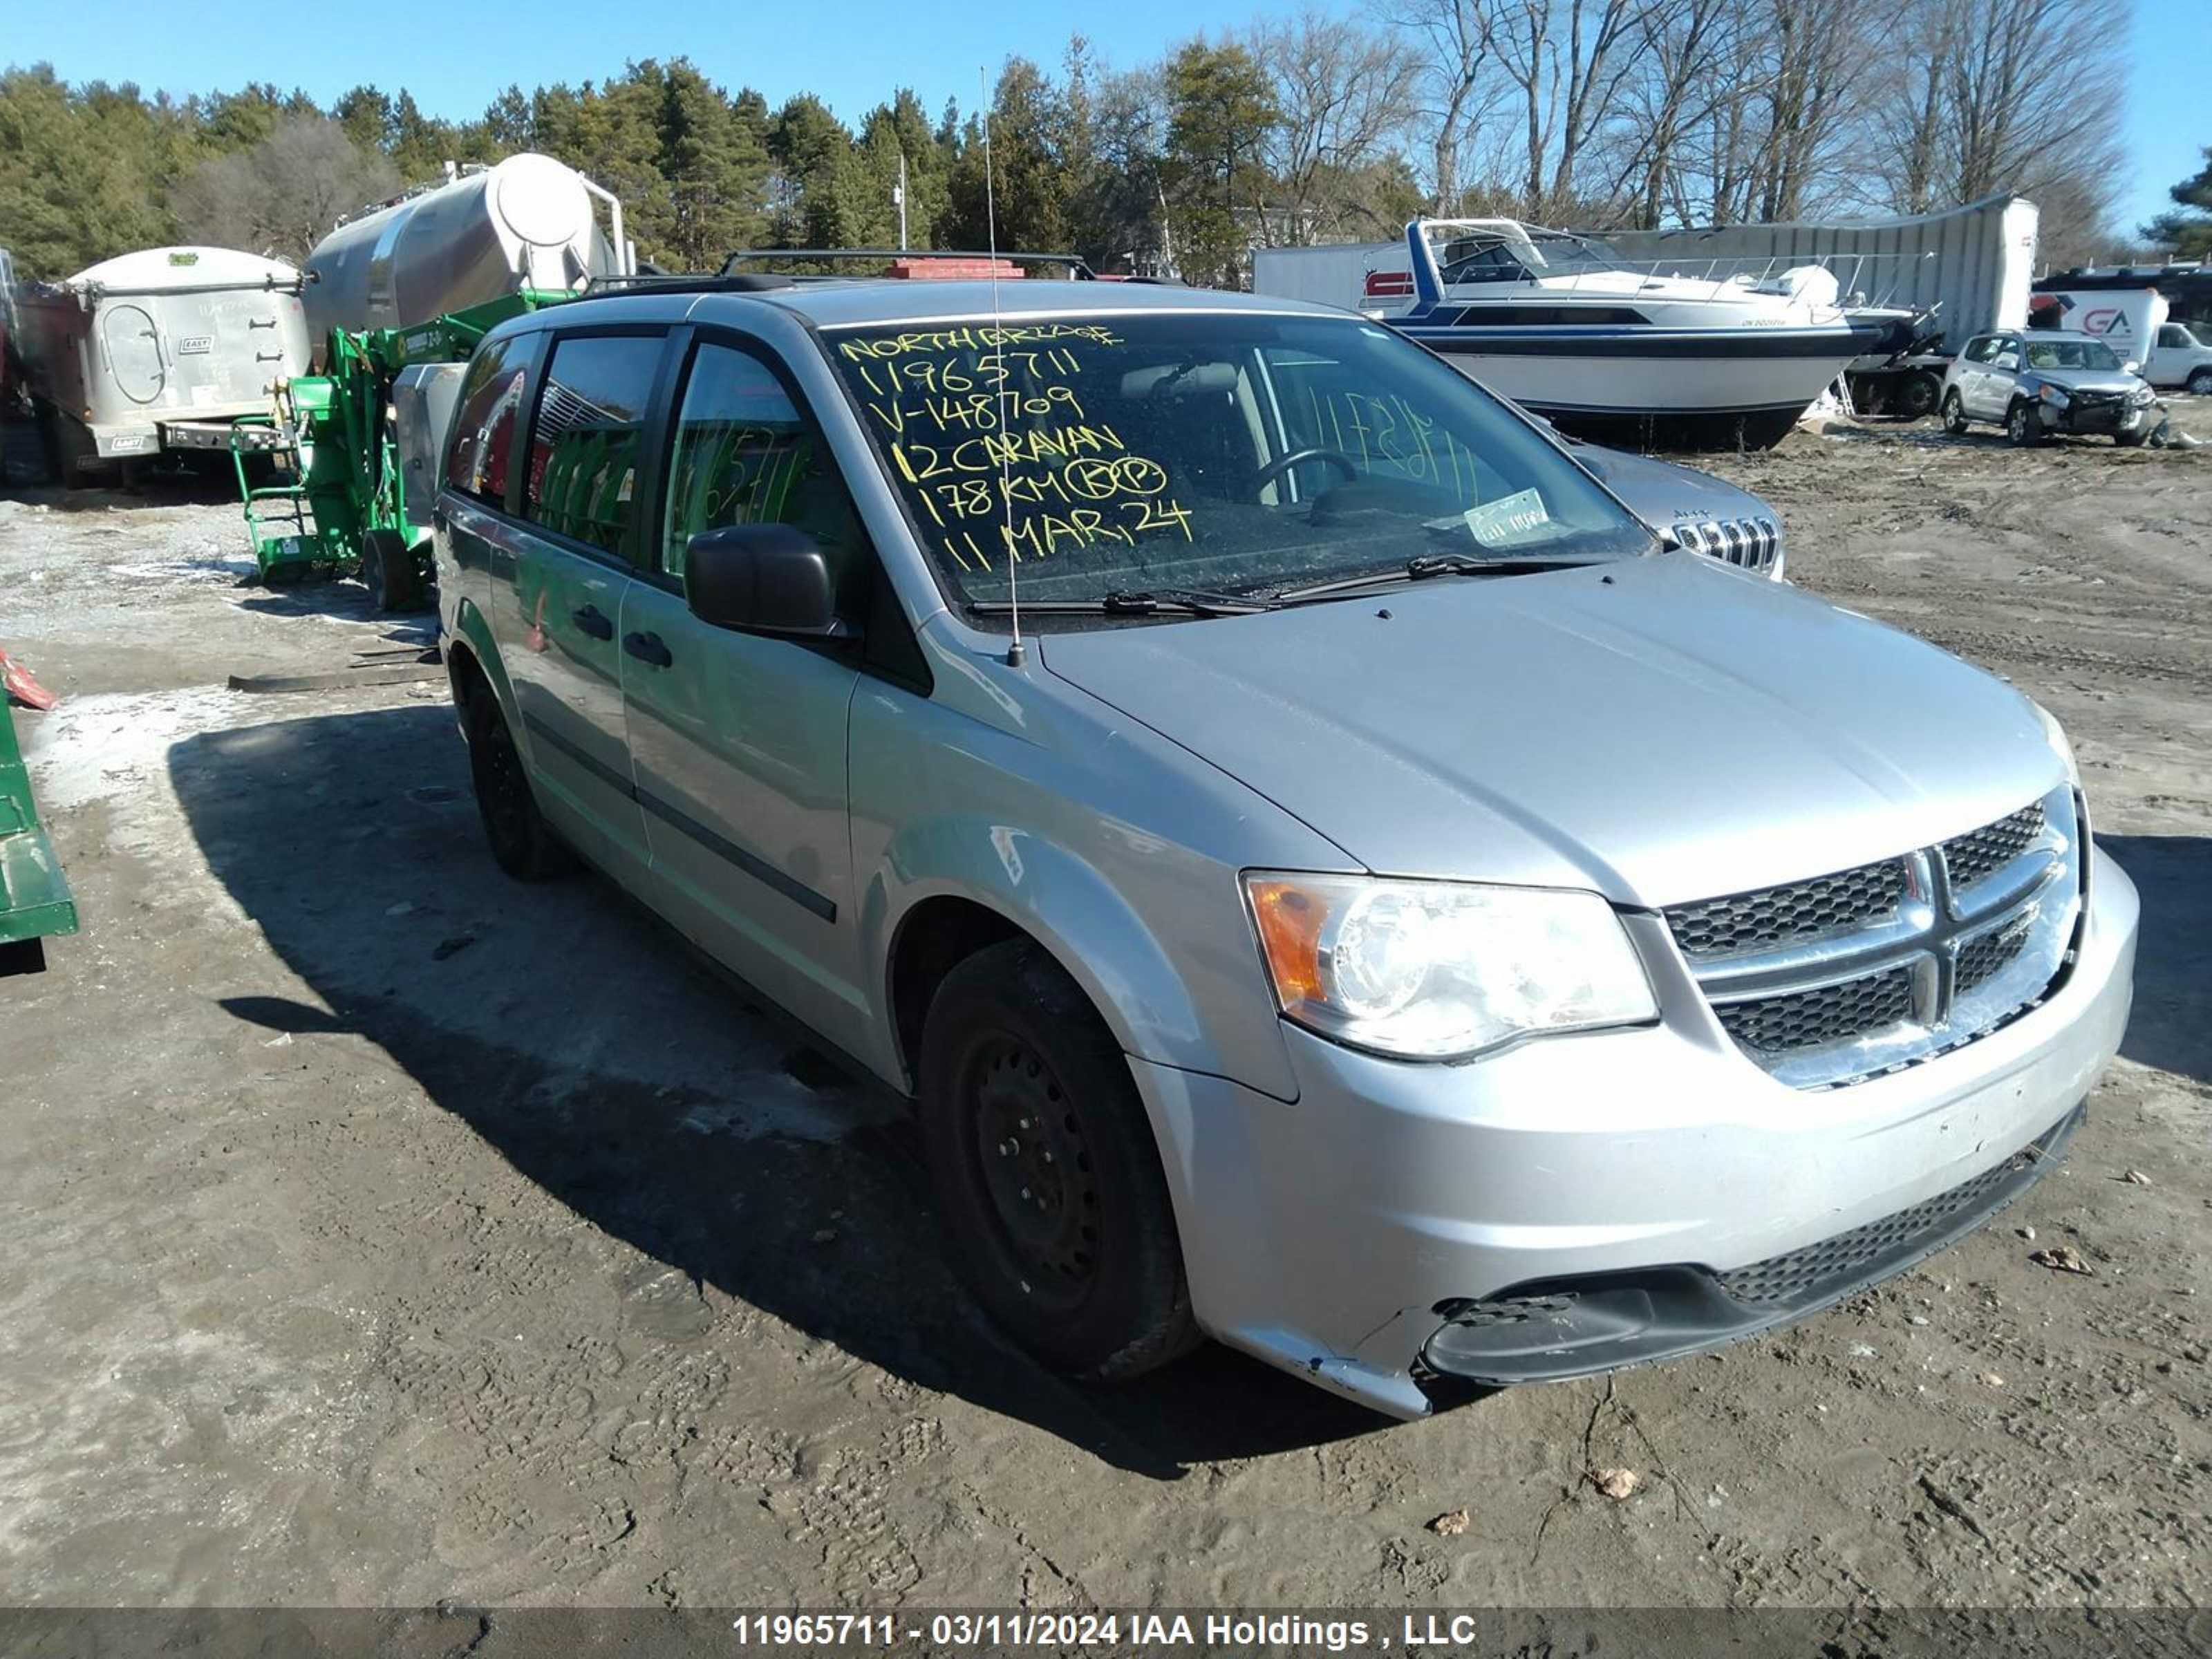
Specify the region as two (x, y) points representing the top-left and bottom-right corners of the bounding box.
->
(839, 327), (1193, 572)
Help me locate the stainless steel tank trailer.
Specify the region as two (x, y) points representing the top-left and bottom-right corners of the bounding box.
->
(232, 153), (633, 605)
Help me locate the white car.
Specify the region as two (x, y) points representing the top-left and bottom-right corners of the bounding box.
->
(2143, 321), (2212, 395)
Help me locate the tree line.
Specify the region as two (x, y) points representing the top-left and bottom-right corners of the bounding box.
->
(0, 1), (2173, 293)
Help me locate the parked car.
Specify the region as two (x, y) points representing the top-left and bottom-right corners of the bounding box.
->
(2144, 320), (2212, 395)
(434, 276), (2137, 1419)
(1551, 436), (1784, 577)
(1941, 330), (2157, 447)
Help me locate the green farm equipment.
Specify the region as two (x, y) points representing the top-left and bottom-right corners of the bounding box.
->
(231, 290), (569, 607)
(0, 702), (77, 977)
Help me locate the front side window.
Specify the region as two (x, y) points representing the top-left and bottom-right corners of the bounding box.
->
(823, 310), (1648, 615)
(1994, 341), (2023, 371)
(444, 336), (528, 506)
(660, 341), (870, 612)
(2024, 338), (2123, 372)
(523, 332), (664, 561)
(1963, 337), (2000, 364)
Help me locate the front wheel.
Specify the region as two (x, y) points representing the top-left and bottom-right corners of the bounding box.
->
(2006, 399), (2042, 447)
(1942, 389), (1971, 436)
(918, 940), (1197, 1381)
(2115, 425), (2149, 449)
(2188, 368), (2212, 396)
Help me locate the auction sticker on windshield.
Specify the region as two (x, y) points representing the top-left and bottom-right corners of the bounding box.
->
(1463, 488), (1552, 547)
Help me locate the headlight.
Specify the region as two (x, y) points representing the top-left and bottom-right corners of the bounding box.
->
(2130, 386), (2155, 406)
(1242, 872), (1658, 1060)
(2030, 699), (2080, 789)
(2038, 383), (2068, 404)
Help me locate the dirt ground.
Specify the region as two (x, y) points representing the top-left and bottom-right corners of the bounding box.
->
(1, 404), (2208, 1615)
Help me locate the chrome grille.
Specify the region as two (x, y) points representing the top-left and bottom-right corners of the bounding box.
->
(1955, 917), (2032, 996)
(1941, 803), (2044, 890)
(1666, 859), (1904, 959)
(1672, 517), (1782, 575)
(1716, 968), (1915, 1054)
(1667, 789), (2079, 1089)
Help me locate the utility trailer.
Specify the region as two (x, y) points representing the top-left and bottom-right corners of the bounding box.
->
(12, 247), (310, 483)
(0, 702), (77, 978)
(1595, 196), (2041, 420)
(234, 153), (632, 603)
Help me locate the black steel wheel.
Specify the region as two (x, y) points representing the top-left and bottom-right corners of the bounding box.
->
(919, 939), (1196, 1380)
(1896, 371), (1942, 421)
(2006, 399), (2041, 447)
(1942, 389), (1971, 436)
(362, 527), (421, 613)
(462, 679), (572, 881)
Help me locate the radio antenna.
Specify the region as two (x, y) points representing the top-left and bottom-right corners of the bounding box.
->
(981, 68), (1024, 668)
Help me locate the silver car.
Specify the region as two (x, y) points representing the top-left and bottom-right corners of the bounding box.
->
(433, 279), (2136, 1418)
(1941, 329), (2157, 447)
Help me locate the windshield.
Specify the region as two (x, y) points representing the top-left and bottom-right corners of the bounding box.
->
(2025, 339), (2123, 371)
(1436, 229), (1621, 285)
(824, 310), (1649, 614)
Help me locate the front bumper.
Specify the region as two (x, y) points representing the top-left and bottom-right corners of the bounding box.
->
(2038, 399), (2150, 436)
(1130, 846), (2138, 1419)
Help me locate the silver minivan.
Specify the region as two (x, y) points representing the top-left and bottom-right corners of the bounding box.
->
(434, 279), (2137, 1418)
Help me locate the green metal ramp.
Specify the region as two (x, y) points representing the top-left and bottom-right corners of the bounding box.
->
(0, 704), (78, 977)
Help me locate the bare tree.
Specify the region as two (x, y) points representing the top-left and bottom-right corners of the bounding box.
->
(1380, 0), (1503, 209)
(1604, 0), (1745, 226)
(169, 115), (400, 262)
(1474, 0), (1662, 220)
(1253, 11), (1420, 242)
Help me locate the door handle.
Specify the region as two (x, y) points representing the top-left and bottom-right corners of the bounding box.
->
(624, 630), (673, 668)
(572, 604), (615, 640)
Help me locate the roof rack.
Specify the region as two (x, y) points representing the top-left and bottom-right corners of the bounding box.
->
(717, 247), (1096, 280)
(581, 271), (810, 297)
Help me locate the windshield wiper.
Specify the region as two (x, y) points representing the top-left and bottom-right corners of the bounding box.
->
(1268, 552), (1594, 604)
(966, 587), (1274, 619)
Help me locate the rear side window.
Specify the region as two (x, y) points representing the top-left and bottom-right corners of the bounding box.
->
(523, 333), (664, 561)
(444, 337), (528, 506)
(661, 341), (871, 612)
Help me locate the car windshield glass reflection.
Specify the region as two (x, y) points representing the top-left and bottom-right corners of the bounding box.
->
(823, 311), (1649, 612)
(2025, 339), (2123, 372)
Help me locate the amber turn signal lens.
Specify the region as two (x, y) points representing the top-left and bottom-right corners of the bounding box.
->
(1247, 878), (1327, 1006)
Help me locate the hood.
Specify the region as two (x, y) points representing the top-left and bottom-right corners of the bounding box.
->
(2027, 368), (2142, 395)
(1039, 555), (2063, 908)
(1566, 443), (1769, 525)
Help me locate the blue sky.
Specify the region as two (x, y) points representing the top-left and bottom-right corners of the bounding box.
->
(11, 0), (2207, 243)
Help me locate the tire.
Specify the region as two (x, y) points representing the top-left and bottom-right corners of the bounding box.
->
(2188, 368), (2212, 396)
(1896, 371), (1942, 421)
(460, 677), (572, 881)
(918, 939), (1197, 1381)
(2115, 426), (2149, 449)
(362, 527), (421, 612)
(1942, 390), (1971, 436)
(2005, 399), (2041, 447)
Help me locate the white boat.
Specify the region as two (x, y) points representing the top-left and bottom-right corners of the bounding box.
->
(1252, 218), (1911, 449)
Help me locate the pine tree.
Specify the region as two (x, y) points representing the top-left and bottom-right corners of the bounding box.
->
(2142, 148), (2212, 261)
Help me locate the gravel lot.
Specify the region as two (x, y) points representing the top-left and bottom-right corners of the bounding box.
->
(1, 405), (2207, 1614)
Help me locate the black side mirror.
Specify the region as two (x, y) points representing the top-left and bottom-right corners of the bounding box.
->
(684, 524), (848, 637)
